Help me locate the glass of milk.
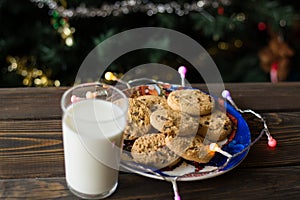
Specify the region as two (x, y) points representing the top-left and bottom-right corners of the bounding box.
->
(61, 82), (128, 199)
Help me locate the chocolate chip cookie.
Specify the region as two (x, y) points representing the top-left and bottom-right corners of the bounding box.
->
(122, 98), (151, 140)
(150, 109), (199, 136)
(198, 110), (233, 142)
(167, 89), (214, 116)
(131, 133), (181, 169)
(166, 135), (215, 163)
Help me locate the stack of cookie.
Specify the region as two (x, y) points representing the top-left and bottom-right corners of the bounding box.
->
(122, 88), (234, 170)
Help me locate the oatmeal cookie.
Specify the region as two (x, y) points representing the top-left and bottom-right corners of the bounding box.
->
(131, 133), (180, 169)
(150, 109), (199, 136)
(198, 110), (233, 142)
(122, 98), (151, 140)
(166, 135), (215, 163)
(167, 89), (214, 116)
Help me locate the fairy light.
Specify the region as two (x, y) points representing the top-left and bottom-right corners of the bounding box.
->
(197, 1), (205, 8)
(54, 80), (61, 87)
(7, 56), (18, 72)
(218, 42), (229, 50)
(234, 39), (243, 48)
(31, 0), (232, 18)
(57, 22), (75, 46)
(86, 91), (97, 99)
(30, 0), (233, 47)
(65, 36), (74, 46)
(279, 19), (287, 27)
(178, 66), (187, 86)
(209, 143), (232, 158)
(63, 26), (71, 35)
(105, 71), (118, 81)
(6, 55), (60, 87)
(258, 22), (267, 31)
(236, 13), (246, 21)
(34, 78), (42, 85)
(222, 89), (277, 148)
(23, 78), (30, 86)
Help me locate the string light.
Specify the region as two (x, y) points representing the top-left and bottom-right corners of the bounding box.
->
(105, 71), (118, 81)
(258, 22), (267, 31)
(234, 39), (243, 48)
(236, 13), (246, 22)
(218, 42), (229, 50)
(279, 19), (287, 27)
(6, 55), (60, 87)
(31, 0), (232, 18)
(65, 36), (74, 46)
(27, 0), (293, 88)
(50, 8), (75, 46)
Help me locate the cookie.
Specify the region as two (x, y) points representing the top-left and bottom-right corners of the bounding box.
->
(198, 110), (233, 142)
(136, 95), (168, 112)
(166, 135), (215, 163)
(167, 89), (214, 116)
(131, 133), (181, 169)
(150, 109), (199, 136)
(122, 98), (151, 140)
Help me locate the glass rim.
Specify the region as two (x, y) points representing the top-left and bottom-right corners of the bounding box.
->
(61, 82), (128, 123)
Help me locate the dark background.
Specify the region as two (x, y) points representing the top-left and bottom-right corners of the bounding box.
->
(1, 0), (300, 87)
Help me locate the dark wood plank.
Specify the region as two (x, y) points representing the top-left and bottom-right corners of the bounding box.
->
(1, 82), (300, 120)
(0, 87), (65, 120)
(0, 112), (300, 179)
(241, 111), (300, 167)
(194, 82), (300, 112)
(0, 119), (62, 133)
(0, 83), (299, 199)
(115, 166), (300, 200)
(0, 178), (71, 199)
(0, 119), (64, 179)
(224, 82), (300, 112)
(1, 166), (299, 200)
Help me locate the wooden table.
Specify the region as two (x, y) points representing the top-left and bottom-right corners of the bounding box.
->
(1, 82), (300, 200)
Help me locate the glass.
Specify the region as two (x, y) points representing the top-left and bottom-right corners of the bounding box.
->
(61, 82), (128, 199)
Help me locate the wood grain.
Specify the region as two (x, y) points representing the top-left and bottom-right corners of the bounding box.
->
(1, 83), (300, 120)
(0, 83), (300, 199)
(0, 87), (65, 120)
(195, 82), (300, 112)
(1, 166), (299, 200)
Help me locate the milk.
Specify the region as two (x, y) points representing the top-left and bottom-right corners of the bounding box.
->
(62, 99), (126, 198)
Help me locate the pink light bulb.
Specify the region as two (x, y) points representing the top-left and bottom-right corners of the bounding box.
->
(71, 95), (77, 103)
(178, 66), (187, 78)
(268, 137), (277, 148)
(71, 95), (81, 103)
(222, 90), (231, 99)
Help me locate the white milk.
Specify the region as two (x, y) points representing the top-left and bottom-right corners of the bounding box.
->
(62, 99), (126, 197)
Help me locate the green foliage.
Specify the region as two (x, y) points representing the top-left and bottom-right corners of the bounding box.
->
(246, 0), (295, 32)
(0, 0), (299, 87)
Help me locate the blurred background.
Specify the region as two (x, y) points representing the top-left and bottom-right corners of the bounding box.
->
(1, 0), (300, 87)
